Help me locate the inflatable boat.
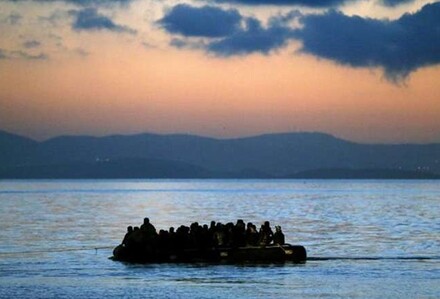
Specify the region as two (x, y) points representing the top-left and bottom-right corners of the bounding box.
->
(112, 243), (307, 263)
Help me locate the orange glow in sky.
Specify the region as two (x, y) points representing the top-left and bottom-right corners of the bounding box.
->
(0, 0), (439, 143)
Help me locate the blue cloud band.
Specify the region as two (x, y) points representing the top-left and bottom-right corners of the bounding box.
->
(206, 0), (356, 7)
(158, 4), (242, 38)
(72, 8), (136, 34)
(160, 3), (440, 80)
(295, 2), (440, 80)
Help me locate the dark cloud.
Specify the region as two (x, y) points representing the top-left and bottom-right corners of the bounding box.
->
(71, 8), (136, 34)
(295, 2), (440, 80)
(205, 0), (417, 8)
(23, 40), (41, 49)
(160, 3), (440, 80)
(205, 0), (356, 7)
(380, 0), (414, 7)
(158, 4), (242, 38)
(208, 18), (292, 56)
(159, 5), (293, 55)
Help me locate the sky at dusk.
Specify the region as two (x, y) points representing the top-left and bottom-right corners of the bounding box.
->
(0, 0), (439, 143)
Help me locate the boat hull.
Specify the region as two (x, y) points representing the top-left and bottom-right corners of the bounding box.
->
(112, 244), (307, 264)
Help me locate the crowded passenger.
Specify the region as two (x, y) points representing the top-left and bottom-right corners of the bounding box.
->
(273, 226), (285, 245)
(120, 218), (286, 256)
(259, 221), (274, 246)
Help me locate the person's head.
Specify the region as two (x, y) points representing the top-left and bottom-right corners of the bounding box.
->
(169, 227), (174, 233)
(275, 225), (281, 232)
(144, 218), (150, 225)
(264, 221), (270, 227)
(127, 226), (133, 232)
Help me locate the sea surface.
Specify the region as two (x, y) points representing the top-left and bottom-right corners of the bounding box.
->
(0, 179), (439, 298)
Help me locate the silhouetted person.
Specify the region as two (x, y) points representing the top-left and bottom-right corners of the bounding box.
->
(209, 221), (216, 232)
(127, 226), (144, 257)
(273, 226), (285, 245)
(208, 221), (216, 247)
(122, 226), (133, 246)
(225, 222), (234, 247)
(176, 225), (190, 250)
(189, 222), (202, 249)
(168, 227), (177, 253)
(157, 229), (170, 258)
(139, 218), (157, 258)
(246, 223), (259, 246)
(141, 218), (156, 236)
(131, 226), (141, 246)
(200, 224), (211, 251)
(213, 223), (226, 247)
(233, 219), (246, 247)
(259, 221), (273, 246)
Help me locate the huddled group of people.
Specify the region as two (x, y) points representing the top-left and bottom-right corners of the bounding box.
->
(119, 218), (286, 257)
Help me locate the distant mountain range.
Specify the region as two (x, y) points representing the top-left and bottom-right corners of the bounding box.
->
(0, 130), (439, 179)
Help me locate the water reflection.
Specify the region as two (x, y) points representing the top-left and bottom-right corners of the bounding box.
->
(0, 180), (439, 298)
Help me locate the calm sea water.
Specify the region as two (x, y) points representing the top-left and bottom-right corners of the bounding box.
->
(0, 179), (439, 298)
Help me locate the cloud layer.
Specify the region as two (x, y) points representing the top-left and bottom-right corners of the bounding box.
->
(158, 4), (242, 38)
(204, 0), (415, 7)
(295, 2), (440, 80)
(206, 0), (355, 7)
(2, 0), (437, 80)
(72, 7), (136, 34)
(160, 2), (440, 80)
(207, 18), (292, 56)
(160, 5), (293, 56)
(2, 0), (417, 7)
(380, 0), (414, 7)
